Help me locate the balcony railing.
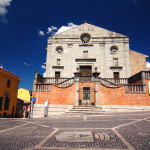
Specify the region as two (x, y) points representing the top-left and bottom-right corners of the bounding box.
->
(79, 76), (94, 82)
(34, 84), (51, 92)
(125, 84), (146, 93)
(143, 71), (150, 79)
(103, 78), (128, 85)
(43, 77), (72, 84)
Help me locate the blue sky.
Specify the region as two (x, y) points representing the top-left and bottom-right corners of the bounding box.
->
(0, 0), (150, 90)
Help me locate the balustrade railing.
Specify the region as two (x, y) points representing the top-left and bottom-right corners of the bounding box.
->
(54, 78), (75, 88)
(125, 84), (146, 93)
(43, 77), (71, 84)
(99, 78), (123, 88)
(103, 78), (128, 85)
(35, 84), (51, 92)
(143, 71), (150, 79)
(79, 76), (94, 82)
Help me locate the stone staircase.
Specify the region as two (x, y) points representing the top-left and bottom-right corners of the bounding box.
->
(65, 105), (104, 115)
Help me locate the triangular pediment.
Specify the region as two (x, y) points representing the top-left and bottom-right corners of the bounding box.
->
(52, 23), (127, 38)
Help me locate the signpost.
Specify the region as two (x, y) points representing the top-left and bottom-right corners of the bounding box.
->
(31, 97), (36, 118)
(31, 97), (36, 103)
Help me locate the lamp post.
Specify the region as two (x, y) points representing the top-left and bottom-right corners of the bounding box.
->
(29, 90), (32, 119)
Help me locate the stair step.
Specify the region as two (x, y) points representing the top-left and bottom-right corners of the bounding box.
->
(65, 111), (104, 114)
(65, 105), (103, 115)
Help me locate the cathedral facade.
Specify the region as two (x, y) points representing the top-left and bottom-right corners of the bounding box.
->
(32, 23), (150, 118)
(45, 23), (147, 79)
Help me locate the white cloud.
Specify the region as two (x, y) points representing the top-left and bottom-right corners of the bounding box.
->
(146, 62), (150, 68)
(0, 0), (12, 22)
(0, 0), (12, 15)
(47, 26), (57, 34)
(38, 22), (77, 37)
(24, 62), (32, 66)
(41, 65), (46, 69)
(56, 22), (77, 34)
(39, 31), (45, 36)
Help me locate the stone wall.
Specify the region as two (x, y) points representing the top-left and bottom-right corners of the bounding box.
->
(130, 50), (147, 76)
(33, 83), (76, 105)
(99, 80), (150, 106)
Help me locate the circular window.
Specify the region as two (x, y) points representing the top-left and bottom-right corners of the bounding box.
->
(110, 45), (118, 53)
(56, 46), (63, 54)
(80, 33), (91, 43)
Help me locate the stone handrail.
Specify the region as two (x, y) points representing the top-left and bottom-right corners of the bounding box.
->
(125, 84), (146, 93)
(79, 76), (94, 82)
(53, 78), (75, 88)
(99, 78), (123, 88)
(43, 77), (72, 84)
(142, 71), (150, 79)
(34, 84), (51, 92)
(103, 78), (128, 85)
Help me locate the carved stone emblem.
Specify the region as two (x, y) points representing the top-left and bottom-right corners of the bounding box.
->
(55, 132), (94, 142)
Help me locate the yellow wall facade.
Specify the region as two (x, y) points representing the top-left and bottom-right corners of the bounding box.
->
(17, 88), (30, 102)
(0, 68), (20, 117)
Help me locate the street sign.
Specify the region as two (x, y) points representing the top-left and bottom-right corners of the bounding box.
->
(31, 97), (36, 102)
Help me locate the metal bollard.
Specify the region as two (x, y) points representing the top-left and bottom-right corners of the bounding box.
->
(44, 99), (49, 117)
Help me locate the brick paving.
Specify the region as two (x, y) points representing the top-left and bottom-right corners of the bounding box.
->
(0, 111), (150, 150)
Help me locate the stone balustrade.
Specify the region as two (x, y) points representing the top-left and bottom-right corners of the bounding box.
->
(125, 84), (146, 93)
(35, 84), (51, 92)
(103, 78), (128, 85)
(79, 76), (94, 82)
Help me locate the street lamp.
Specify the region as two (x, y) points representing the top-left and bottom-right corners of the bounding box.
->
(29, 90), (32, 119)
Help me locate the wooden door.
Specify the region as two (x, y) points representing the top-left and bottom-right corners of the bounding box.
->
(80, 66), (92, 76)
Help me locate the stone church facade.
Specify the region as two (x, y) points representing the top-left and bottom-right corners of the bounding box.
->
(32, 23), (150, 118)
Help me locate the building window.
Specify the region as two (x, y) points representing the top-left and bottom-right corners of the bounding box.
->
(113, 58), (118, 66)
(56, 46), (63, 54)
(110, 45), (118, 54)
(7, 80), (11, 88)
(55, 72), (60, 83)
(55, 72), (60, 78)
(57, 59), (61, 65)
(68, 44), (73, 48)
(0, 97), (3, 110)
(4, 96), (10, 110)
(80, 33), (91, 43)
(83, 51), (88, 58)
(114, 72), (119, 78)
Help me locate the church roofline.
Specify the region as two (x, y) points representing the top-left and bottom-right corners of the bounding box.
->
(48, 22), (128, 39)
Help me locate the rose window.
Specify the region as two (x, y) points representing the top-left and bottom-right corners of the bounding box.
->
(56, 46), (63, 54)
(80, 33), (91, 43)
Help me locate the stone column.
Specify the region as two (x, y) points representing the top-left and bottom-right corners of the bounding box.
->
(93, 72), (100, 107)
(74, 72), (81, 106)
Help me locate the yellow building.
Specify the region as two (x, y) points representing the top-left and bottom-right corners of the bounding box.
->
(17, 88), (30, 102)
(17, 88), (30, 118)
(0, 67), (21, 117)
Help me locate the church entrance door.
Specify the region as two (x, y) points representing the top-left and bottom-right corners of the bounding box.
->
(82, 87), (91, 105)
(80, 66), (92, 76)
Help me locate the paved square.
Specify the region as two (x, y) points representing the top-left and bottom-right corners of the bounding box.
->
(0, 111), (150, 149)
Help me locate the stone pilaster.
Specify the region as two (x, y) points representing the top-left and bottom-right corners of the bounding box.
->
(93, 72), (100, 107)
(74, 72), (81, 106)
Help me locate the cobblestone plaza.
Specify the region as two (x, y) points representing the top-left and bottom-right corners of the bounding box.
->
(0, 111), (150, 150)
